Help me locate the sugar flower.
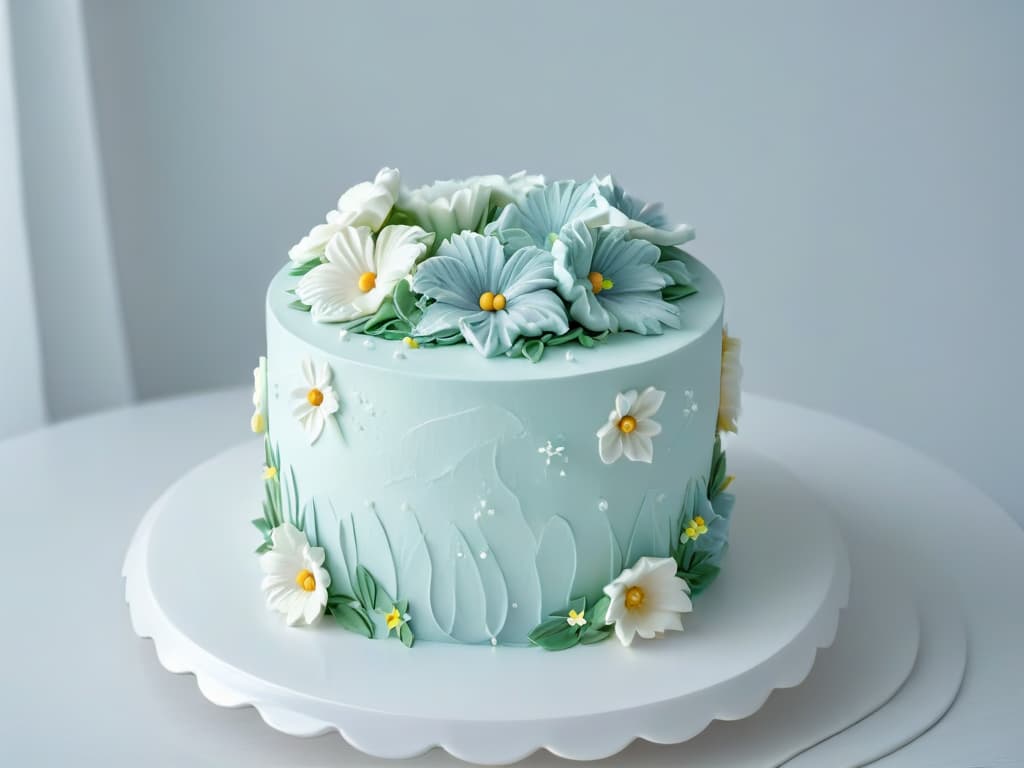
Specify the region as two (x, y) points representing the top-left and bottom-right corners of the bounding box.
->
(397, 171), (544, 246)
(603, 556), (692, 646)
(718, 327), (742, 433)
(290, 357), (339, 444)
(552, 220), (679, 334)
(296, 225), (430, 322)
(596, 386), (665, 464)
(288, 167), (401, 264)
(491, 180), (611, 252)
(251, 355), (268, 433)
(411, 232), (569, 357)
(597, 175), (695, 247)
(566, 608), (587, 628)
(259, 522), (332, 626)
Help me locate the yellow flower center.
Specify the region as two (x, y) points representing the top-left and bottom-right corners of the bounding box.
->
(625, 586), (645, 610)
(358, 271), (377, 292)
(479, 292), (507, 311)
(307, 388), (324, 406)
(385, 607), (403, 630)
(618, 415), (638, 433)
(263, 465), (277, 481)
(403, 336), (419, 349)
(295, 569), (316, 592)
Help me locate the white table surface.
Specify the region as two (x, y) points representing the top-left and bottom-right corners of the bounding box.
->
(1, 389), (1021, 766)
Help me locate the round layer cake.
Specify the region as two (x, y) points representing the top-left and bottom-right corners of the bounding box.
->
(250, 170), (741, 648)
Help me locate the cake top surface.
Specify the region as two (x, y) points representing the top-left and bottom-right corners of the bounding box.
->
(280, 169), (720, 367)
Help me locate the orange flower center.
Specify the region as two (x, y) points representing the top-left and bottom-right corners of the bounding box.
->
(618, 415), (637, 433)
(479, 292), (507, 311)
(295, 569), (316, 592)
(358, 271), (377, 292)
(589, 271), (605, 293)
(625, 586), (645, 610)
(307, 388), (324, 406)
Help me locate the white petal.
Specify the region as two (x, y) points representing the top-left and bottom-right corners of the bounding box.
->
(598, 427), (623, 464)
(614, 614), (638, 646)
(318, 387), (340, 416)
(622, 433), (654, 463)
(303, 595), (324, 625)
(633, 418), (662, 438)
(305, 409), (326, 444)
(632, 387), (666, 419)
(285, 595), (306, 626)
(615, 390), (638, 419)
(301, 358), (316, 387)
(374, 225), (429, 283)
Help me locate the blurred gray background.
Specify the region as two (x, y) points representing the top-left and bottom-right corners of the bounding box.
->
(2, 0), (1021, 521)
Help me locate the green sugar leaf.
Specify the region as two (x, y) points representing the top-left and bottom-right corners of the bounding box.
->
(330, 601), (374, 638)
(522, 339), (545, 363)
(288, 299), (312, 313)
(288, 257), (323, 277)
(354, 565), (378, 611)
(399, 623), (415, 648)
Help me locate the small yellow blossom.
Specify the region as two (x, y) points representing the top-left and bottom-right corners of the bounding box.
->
(385, 606), (404, 631)
(683, 515), (709, 542)
(566, 608), (587, 628)
(263, 465), (278, 481)
(403, 336), (420, 349)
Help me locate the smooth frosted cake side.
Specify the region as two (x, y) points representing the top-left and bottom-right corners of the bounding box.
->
(251, 169), (742, 649)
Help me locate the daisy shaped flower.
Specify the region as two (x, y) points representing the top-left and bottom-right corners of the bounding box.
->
(397, 171), (545, 246)
(291, 357), (339, 444)
(411, 232), (569, 357)
(296, 224), (431, 322)
(288, 167), (401, 264)
(491, 180), (610, 252)
(260, 522), (332, 626)
(603, 556), (692, 646)
(552, 220), (680, 335)
(597, 175), (695, 247)
(596, 386), (665, 464)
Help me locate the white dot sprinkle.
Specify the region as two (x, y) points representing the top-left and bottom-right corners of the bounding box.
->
(473, 511), (482, 520)
(338, 329), (350, 341)
(598, 499), (609, 512)
(487, 508), (495, 516)
(691, 403), (698, 411)
(565, 351), (575, 362)
(490, 637), (498, 647)
(479, 499), (487, 508)
(559, 470), (567, 477)
(511, 602), (518, 609)
(363, 339), (375, 350)
(479, 551), (488, 559)
(400, 502), (410, 513)
(456, 551), (463, 558)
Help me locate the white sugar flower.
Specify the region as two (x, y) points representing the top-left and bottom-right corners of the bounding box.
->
(596, 386), (665, 464)
(566, 608), (587, 628)
(290, 358), (339, 444)
(296, 224), (430, 322)
(288, 167), (401, 264)
(397, 171), (544, 246)
(604, 556), (692, 646)
(260, 523), (332, 626)
(251, 356), (268, 433)
(718, 327), (742, 433)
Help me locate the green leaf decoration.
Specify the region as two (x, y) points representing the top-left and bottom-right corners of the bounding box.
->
(505, 337), (526, 358)
(522, 339), (545, 363)
(579, 621), (614, 645)
(678, 551), (723, 597)
(288, 257), (322, 277)
(329, 598), (375, 638)
(251, 517), (272, 536)
(663, 283), (699, 302)
(544, 327), (583, 346)
(288, 299), (312, 313)
(392, 279), (422, 327)
(578, 333), (596, 348)
(354, 565), (378, 611)
(708, 435), (730, 499)
(588, 594), (611, 626)
(399, 622), (415, 648)
(527, 618), (581, 651)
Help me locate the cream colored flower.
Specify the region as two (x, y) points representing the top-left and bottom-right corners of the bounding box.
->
(259, 523), (331, 626)
(287, 167), (401, 264)
(251, 356), (268, 433)
(718, 327), (742, 433)
(296, 225), (430, 322)
(596, 386), (665, 464)
(290, 358), (339, 445)
(603, 556), (692, 646)
(566, 608), (587, 628)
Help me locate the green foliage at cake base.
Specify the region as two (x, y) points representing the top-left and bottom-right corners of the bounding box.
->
(528, 595), (614, 651)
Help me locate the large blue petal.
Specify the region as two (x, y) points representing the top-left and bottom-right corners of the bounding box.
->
(414, 301), (476, 337)
(411, 233), (507, 308)
(599, 291), (681, 335)
(597, 174), (669, 229)
(592, 228), (668, 293)
(499, 246), (557, 300)
(459, 310), (520, 357)
(504, 290), (569, 338)
(567, 286), (615, 333)
(494, 180), (603, 250)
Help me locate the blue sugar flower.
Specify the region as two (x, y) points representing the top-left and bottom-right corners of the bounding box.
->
(411, 232), (569, 357)
(552, 220), (680, 335)
(597, 175), (696, 248)
(491, 180), (609, 252)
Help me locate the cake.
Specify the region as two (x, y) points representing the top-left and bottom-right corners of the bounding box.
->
(250, 169), (742, 649)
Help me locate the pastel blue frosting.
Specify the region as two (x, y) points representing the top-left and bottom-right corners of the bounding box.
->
(264, 252), (725, 644)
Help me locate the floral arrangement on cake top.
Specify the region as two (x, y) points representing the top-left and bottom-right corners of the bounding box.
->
(285, 169), (701, 359)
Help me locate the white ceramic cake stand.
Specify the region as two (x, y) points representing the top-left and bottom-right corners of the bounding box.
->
(123, 442), (850, 765)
